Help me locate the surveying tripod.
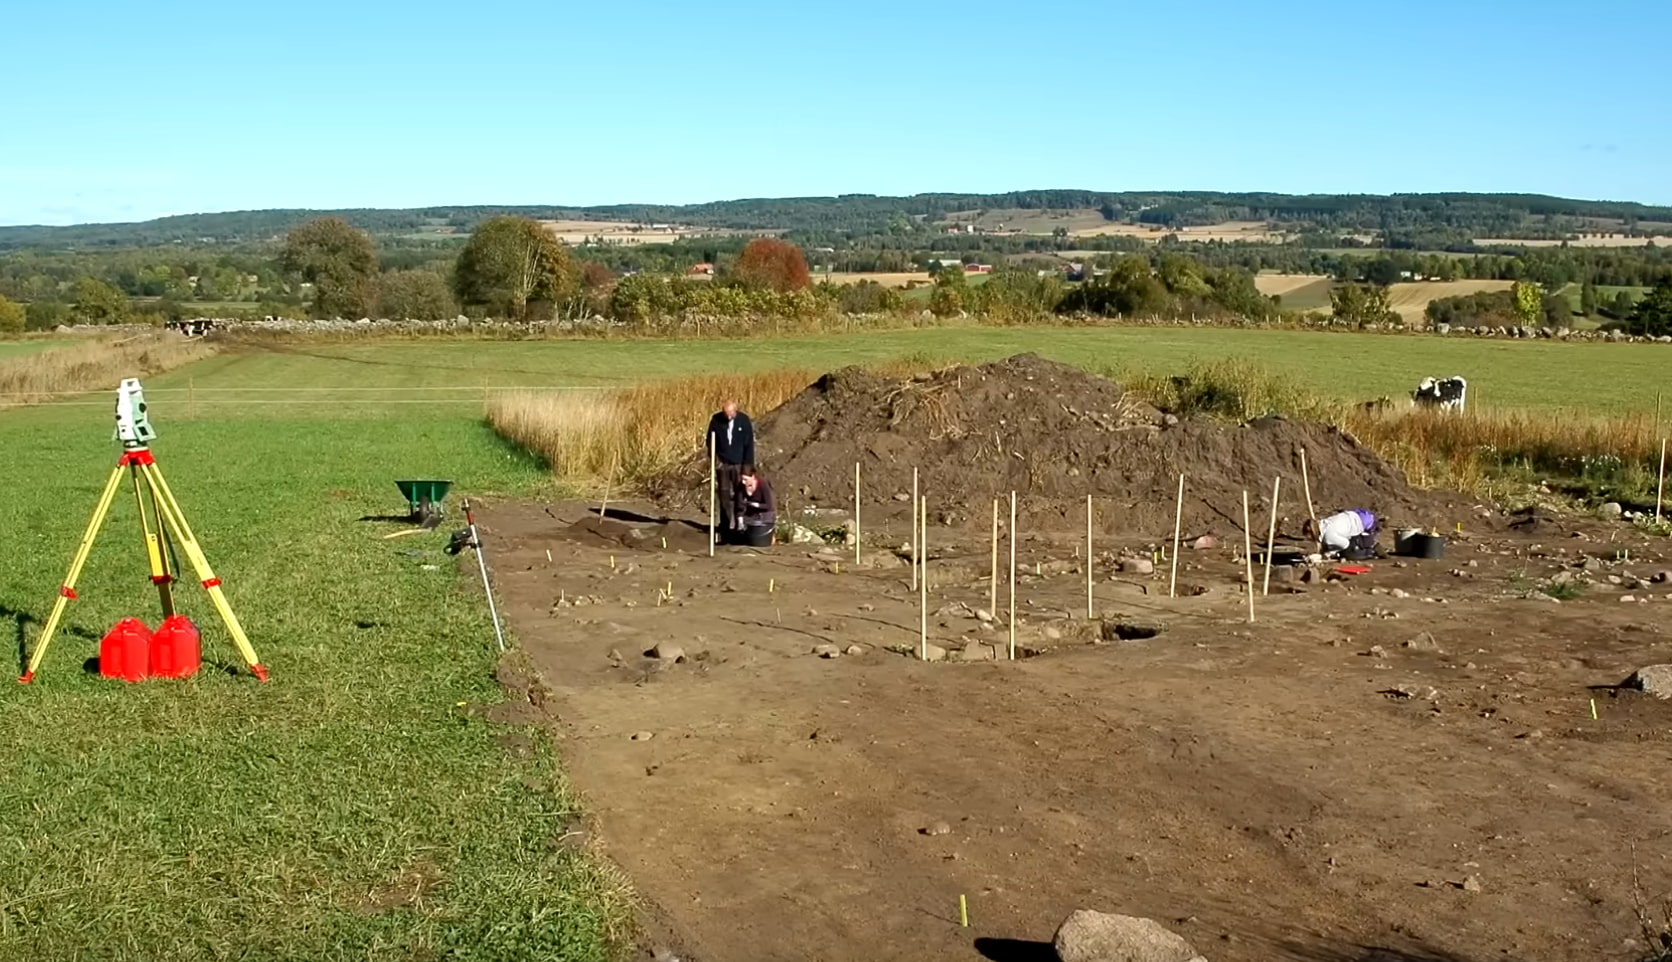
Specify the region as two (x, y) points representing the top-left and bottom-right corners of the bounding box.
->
(20, 386), (266, 683)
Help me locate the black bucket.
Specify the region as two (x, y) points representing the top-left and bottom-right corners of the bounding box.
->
(741, 524), (775, 548)
(1394, 530), (1446, 559)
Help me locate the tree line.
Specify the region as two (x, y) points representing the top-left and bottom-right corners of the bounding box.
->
(7, 190), (1672, 250)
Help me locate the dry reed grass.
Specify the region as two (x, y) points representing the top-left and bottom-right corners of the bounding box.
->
(487, 356), (946, 490)
(1126, 358), (1667, 500)
(0, 334), (218, 408)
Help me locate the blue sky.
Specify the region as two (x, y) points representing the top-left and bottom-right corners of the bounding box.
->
(2, 0), (1666, 225)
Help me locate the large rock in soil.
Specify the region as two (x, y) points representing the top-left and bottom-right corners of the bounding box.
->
(1052, 910), (1206, 962)
(1626, 665), (1672, 698)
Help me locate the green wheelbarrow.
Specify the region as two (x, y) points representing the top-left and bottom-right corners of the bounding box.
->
(396, 480), (453, 528)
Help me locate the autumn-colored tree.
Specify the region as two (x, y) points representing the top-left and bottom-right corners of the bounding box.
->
(730, 238), (810, 293)
(579, 261), (616, 291)
(280, 217), (379, 318)
(0, 295), (24, 334)
(453, 217), (579, 319)
(1511, 280), (1543, 325)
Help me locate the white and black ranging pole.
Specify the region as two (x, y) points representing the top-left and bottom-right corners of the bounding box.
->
(463, 498), (507, 653)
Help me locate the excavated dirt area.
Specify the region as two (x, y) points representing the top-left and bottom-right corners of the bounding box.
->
(477, 494), (1672, 962)
(660, 354), (1442, 538)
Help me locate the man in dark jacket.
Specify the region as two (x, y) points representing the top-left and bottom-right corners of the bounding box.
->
(705, 401), (755, 534)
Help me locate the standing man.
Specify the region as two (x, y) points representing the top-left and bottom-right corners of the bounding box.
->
(705, 400), (755, 536)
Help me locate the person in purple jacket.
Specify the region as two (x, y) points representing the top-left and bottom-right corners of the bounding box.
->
(1306, 509), (1377, 555)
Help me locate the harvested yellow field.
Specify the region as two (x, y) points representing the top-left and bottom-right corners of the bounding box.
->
(1385, 280), (1512, 322)
(1477, 234), (1672, 248)
(939, 209), (1292, 243)
(1253, 273), (1332, 297)
(817, 271), (936, 287)
(538, 219), (745, 245)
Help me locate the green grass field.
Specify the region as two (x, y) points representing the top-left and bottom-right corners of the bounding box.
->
(0, 370), (622, 959)
(159, 327), (1672, 413)
(3, 323), (1667, 958)
(0, 339), (60, 359)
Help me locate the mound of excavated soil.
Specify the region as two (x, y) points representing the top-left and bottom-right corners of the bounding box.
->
(752, 354), (1431, 538)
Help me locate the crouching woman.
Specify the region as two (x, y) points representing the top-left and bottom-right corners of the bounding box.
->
(735, 466), (777, 547)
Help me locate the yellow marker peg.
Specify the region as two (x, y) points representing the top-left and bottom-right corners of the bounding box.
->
(834, 562), (840, 575)
(609, 555), (616, 570)
(1590, 698), (1598, 720)
(661, 537), (667, 549)
(769, 578), (776, 593)
(959, 894), (968, 927)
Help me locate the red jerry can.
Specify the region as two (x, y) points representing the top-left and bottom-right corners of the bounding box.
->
(150, 615), (201, 679)
(99, 618), (152, 683)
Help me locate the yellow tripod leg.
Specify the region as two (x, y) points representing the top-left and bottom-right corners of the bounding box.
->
(132, 464), (176, 618)
(139, 461), (267, 681)
(22, 463), (127, 683)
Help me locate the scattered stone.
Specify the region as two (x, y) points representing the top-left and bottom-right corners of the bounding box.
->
(916, 642), (948, 662)
(1043, 626), (1064, 641)
(1654, 571), (1672, 584)
(1625, 665), (1672, 698)
(959, 642), (1000, 662)
(1461, 874), (1484, 893)
(646, 642), (686, 663)
(894, 492), (912, 502)
(1608, 574), (1625, 586)
(1517, 729), (1546, 740)
(1121, 558), (1156, 575)
(787, 524), (822, 544)
(812, 644), (842, 658)
(1622, 595), (1638, 603)
(1190, 535), (1219, 551)
(1403, 632), (1439, 651)
(1384, 684), (1440, 701)
(845, 645), (866, 656)
(1052, 909), (1205, 962)
(630, 731), (655, 741)
(975, 608), (996, 624)
(921, 821), (952, 836)
(1599, 502), (1624, 520)
(1390, 588), (1411, 600)
(1364, 645), (1389, 658)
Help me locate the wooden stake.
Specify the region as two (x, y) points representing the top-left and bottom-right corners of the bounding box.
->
(1262, 477), (1281, 596)
(1168, 473), (1185, 598)
(1242, 490), (1256, 624)
(919, 494), (928, 661)
(911, 468), (919, 590)
(853, 462), (861, 565)
(708, 435), (716, 558)
(1008, 491), (1017, 661)
(989, 499), (999, 616)
(1086, 494), (1094, 620)
(1658, 438), (1667, 523)
(1299, 447), (1317, 527)
(599, 453), (617, 519)
(188, 377), (196, 420)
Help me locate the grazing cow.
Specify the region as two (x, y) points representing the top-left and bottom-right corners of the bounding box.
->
(1412, 376), (1467, 411)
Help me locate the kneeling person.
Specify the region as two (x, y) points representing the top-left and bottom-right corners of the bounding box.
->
(735, 466), (776, 547)
(1307, 508), (1377, 558)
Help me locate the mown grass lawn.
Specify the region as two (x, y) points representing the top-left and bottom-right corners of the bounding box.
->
(189, 325), (1670, 413)
(0, 373), (622, 960)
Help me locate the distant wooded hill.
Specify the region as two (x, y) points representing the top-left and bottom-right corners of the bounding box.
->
(4, 190), (1672, 250)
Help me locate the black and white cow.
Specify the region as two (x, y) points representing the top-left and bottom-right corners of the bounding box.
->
(1412, 376), (1467, 411)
